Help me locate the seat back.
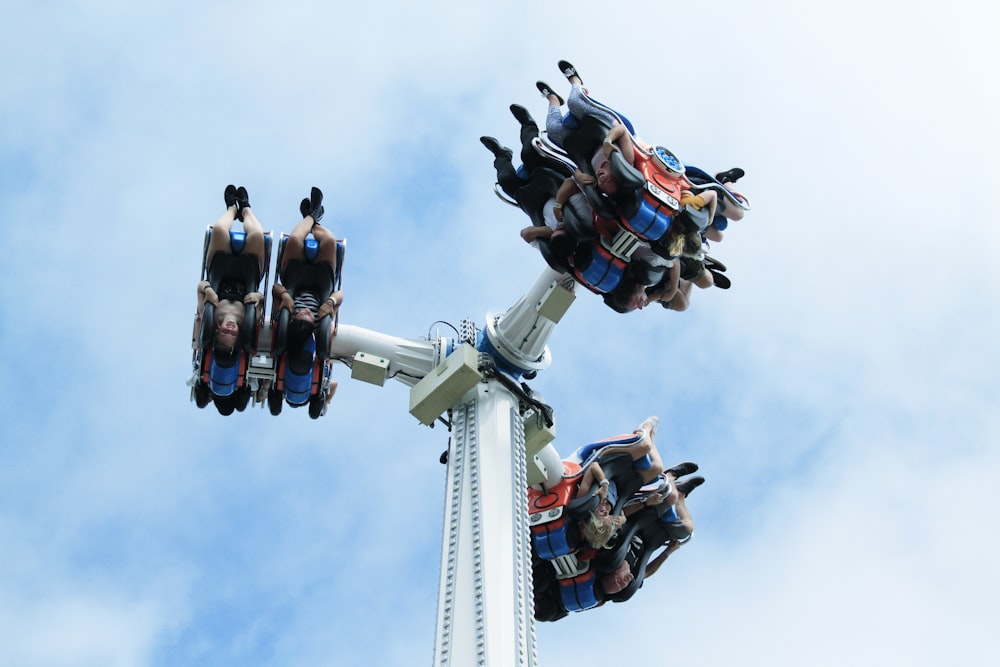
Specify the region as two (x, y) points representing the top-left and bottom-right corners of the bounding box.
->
(270, 235), (346, 409)
(562, 114), (613, 179)
(198, 227), (272, 357)
(571, 243), (626, 294)
(202, 347), (245, 398)
(529, 464), (584, 560)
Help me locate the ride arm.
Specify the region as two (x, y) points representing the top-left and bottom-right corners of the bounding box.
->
(194, 280), (217, 349)
(194, 281), (208, 346)
(589, 436), (655, 468)
(623, 494), (662, 518)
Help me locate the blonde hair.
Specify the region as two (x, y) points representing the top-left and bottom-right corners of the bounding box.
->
(582, 511), (626, 549)
(666, 229), (703, 258)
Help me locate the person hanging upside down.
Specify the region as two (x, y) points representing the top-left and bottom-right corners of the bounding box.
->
(538, 60), (631, 150)
(271, 187), (344, 406)
(539, 60), (749, 246)
(598, 473), (703, 596)
(570, 416), (668, 548)
(195, 184), (266, 360)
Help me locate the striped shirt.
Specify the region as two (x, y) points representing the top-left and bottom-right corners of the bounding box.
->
(292, 289), (320, 318)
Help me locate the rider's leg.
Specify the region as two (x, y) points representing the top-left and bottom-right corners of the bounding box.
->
(281, 214), (315, 268)
(240, 207), (266, 275)
(207, 205), (238, 261)
(309, 223), (339, 268)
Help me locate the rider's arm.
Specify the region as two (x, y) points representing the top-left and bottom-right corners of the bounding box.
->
(317, 290), (344, 319)
(553, 176), (588, 223)
(521, 226), (554, 243)
(578, 462), (609, 500)
(603, 124), (635, 166)
(272, 283), (294, 312)
(197, 279), (218, 307)
(645, 539), (683, 579)
(647, 263), (680, 305)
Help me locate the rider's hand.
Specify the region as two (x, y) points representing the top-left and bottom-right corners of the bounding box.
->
(317, 294), (339, 319)
(244, 292), (264, 306)
(203, 286), (219, 306)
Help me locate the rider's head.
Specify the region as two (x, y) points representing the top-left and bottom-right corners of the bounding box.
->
(287, 315), (316, 351)
(582, 502), (625, 549)
(603, 277), (647, 313)
(214, 318), (240, 357)
(591, 152), (619, 195)
(600, 559), (634, 595)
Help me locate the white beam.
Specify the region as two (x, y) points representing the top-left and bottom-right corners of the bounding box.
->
(432, 382), (537, 667)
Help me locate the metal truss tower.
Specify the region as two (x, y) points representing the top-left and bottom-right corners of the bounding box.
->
(330, 267), (575, 667)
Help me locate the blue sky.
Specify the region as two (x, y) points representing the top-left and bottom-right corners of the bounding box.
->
(1, 1), (997, 665)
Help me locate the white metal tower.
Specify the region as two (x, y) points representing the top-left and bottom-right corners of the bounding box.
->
(329, 267), (576, 667)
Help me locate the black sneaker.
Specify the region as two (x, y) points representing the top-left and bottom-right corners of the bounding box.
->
(480, 136), (513, 160)
(224, 184), (238, 209)
(710, 270), (731, 289)
(536, 81), (564, 105)
(704, 255), (727, 272)
(665, 462), (698, 478)
(235, 186), (250, 221)
(300, 187), (323, 224)
(676, 476), (705, 497)
(558, 60), (581, 83)
(509, 103), (537, 130)
(715, 167), (745, 184)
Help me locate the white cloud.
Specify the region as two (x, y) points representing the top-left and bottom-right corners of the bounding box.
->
(0, 0), (997, 665)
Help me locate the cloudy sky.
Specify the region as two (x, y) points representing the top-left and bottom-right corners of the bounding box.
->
(1, 0), (997, 665)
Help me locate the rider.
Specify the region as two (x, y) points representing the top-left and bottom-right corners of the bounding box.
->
(540, 60), (746, 258)
(481, 104), (585, 258)
(538, 60), (630, 150)
(195, 184), (266, 360)
(599, 473), (702, 596)
(562, 416), (675, 549)
(271, 187), (343, 404)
